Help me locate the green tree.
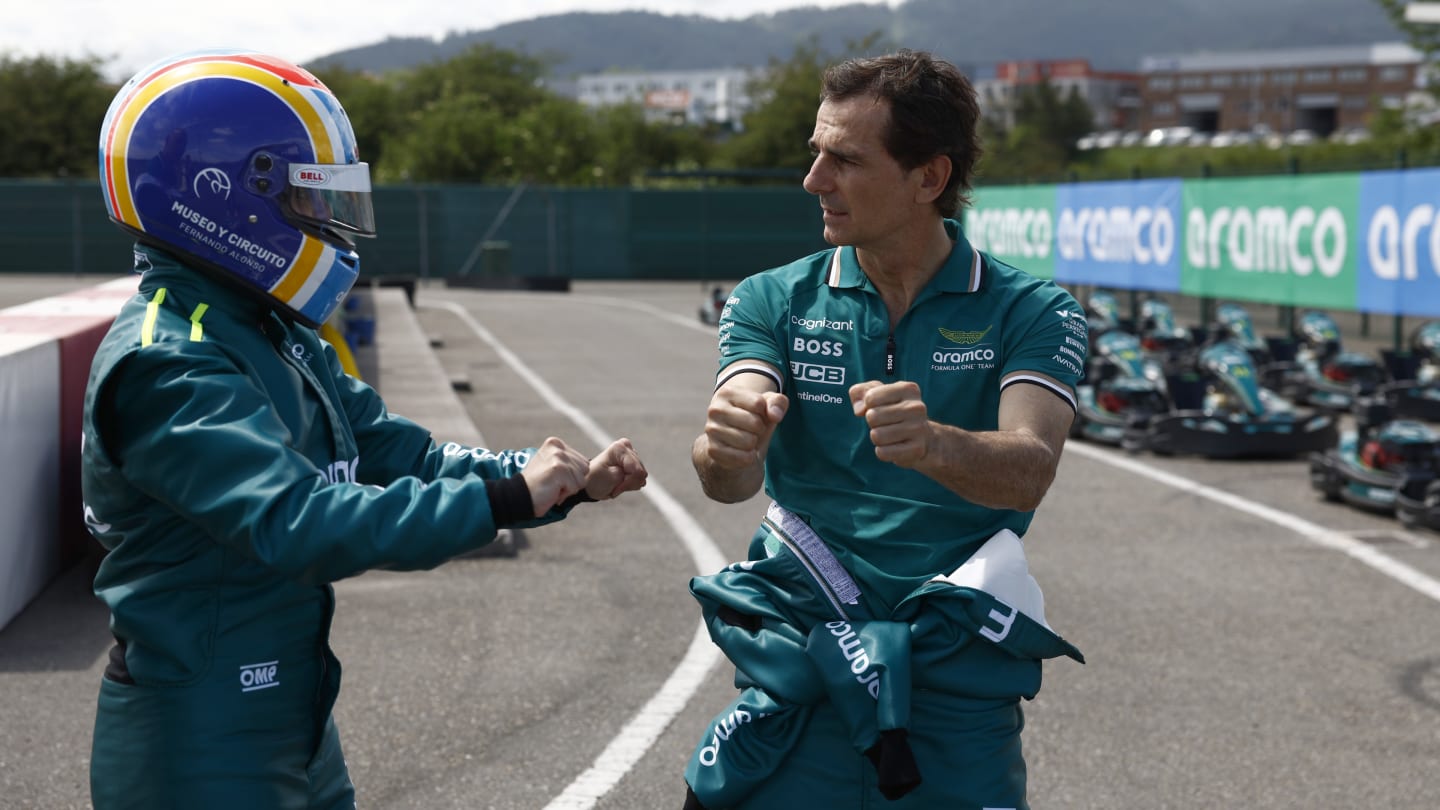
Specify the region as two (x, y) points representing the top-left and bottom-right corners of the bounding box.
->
(381, 92), (510, 182)
(980, 77), (1095, 183)
(0, 54), (116, 178)
(717, 40), (830, 172)
(308, 66), (400, 174)
(1375, 0), (1440, 87)
(717, 33), (886, 174)
(395, 44), (554, 120)
(591, 102), (712, 184)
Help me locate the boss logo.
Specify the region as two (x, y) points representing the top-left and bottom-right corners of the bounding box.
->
(792, 337), (845, 357)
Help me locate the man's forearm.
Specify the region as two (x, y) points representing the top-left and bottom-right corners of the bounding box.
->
(912, 423), (1060, 511)
(691, 436), (765, 503)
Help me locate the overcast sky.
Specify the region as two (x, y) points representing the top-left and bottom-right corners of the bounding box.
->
(3, 1), (894, 81)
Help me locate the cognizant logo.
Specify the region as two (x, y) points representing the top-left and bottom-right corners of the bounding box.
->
(1057, 205), (1176, 265)
(790, 315), (854, 331)
(1186, 205), (1346, 276)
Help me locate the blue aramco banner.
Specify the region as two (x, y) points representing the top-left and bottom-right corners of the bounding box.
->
(967, 169), (1440, 319)
(1053, 179), (1182, 292)
(1358, 168), (1440, 318)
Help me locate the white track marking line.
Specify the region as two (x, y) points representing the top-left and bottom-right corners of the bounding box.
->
(1065, 441), (1440, 604)
(422, 299), (727, 809)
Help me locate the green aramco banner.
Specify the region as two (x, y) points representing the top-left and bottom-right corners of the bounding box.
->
(1180, 174), (1359, 310)
(967, 185), (1057, 279)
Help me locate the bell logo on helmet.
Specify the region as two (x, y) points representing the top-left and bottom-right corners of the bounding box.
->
(294, 168), (329, 186)
(192, 167), (231, 200)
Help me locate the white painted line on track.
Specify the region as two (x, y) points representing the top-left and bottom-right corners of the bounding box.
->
(439, 289), (720, 335)
(1065, 441), (1440, 605)
(422, 299), (728, 809)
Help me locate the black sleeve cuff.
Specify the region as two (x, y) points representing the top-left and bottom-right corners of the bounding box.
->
(558, 490), (598, 511)
(486, 474), (534, 528)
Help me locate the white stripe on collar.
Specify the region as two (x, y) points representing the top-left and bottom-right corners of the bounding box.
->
(967, 247), (983, 293)
(827, 245), (983, 292)
(827, 248), (844, 287)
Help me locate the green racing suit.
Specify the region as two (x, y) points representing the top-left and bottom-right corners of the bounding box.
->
(82, 245), (574, 809)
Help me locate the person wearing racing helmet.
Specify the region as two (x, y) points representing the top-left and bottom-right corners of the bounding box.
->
(83, 49), (649, 809)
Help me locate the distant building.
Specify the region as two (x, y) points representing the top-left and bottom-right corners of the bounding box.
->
(1137, 42), (1425, 136)
(573, 68), (758, 128)
(970, 59), (1142, 132)
(574, 60), (1141, 135)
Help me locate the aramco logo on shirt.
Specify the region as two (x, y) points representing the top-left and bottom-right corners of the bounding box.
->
(934, 324), (998, 370)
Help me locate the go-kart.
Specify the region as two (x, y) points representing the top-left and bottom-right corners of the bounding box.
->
(1310, 399), (1440, 530)
(1085, 290), (1129, 338)
(698, 285), (728, 326)
(1138, 298), (1197, 368)
(1211, 302), (1277, 366)
(1264, 310), (1389, 412)
(1072, 329), (1172, 451)
(1369, 320), (1440, 423)
(1135, 339), (1338, 458)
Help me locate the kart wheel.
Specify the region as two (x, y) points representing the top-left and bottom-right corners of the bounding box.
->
(1313, 465), (1343, 502)
(1398, 504), (1420, 530)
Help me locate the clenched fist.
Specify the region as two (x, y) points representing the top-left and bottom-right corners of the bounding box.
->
(585, 438), (648, 500)
(520, 437), (593, 516)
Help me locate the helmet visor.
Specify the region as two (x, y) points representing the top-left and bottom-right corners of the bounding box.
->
(283, 162), (376, 237)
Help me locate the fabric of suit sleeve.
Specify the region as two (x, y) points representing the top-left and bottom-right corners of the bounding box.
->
(320, 339), (534, 484)
(102, 340), (560, 586)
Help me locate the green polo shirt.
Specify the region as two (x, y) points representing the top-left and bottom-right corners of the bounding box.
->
(716, 219), (1085, 611)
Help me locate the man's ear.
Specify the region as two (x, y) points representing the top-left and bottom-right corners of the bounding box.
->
(915, 154), (952, 205)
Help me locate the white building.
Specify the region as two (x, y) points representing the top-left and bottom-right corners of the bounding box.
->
(573, 67), (758, 127)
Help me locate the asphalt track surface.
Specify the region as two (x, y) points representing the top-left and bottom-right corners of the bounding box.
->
(2, 278), (1438, 809)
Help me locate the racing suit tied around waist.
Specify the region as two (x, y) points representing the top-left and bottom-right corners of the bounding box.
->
(685, 502), (1084, 807)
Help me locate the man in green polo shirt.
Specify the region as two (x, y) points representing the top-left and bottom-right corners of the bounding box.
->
(685, 49), (1085, 809)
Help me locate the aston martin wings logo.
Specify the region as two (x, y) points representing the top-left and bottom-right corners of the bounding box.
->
(1056, 309), (1081, 319)
(938, 325), (992, 345)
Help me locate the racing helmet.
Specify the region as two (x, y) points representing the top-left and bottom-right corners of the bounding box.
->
(1295, 310), (1342, 360)
(1412, 321), (1440, 363)
(99, 49), (375, 327)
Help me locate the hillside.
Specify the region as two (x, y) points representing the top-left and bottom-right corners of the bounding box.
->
(309, 0), (1404, 77)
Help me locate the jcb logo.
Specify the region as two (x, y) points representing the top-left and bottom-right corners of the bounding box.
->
(790, 362), (846, 386)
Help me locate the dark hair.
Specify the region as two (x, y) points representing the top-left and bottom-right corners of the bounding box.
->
(820, 49), (982, 217)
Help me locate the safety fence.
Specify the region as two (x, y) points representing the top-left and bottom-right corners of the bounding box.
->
(0, 181), (828, 283)
(6, 172), (1440, 321)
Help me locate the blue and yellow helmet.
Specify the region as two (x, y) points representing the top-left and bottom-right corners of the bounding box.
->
(99, 49), (375, 327)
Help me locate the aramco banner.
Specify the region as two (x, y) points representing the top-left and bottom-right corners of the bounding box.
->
(1181, 174), (1357, 309)
(964, 167), (1440, 318)
(968, 185), (1057, 279)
